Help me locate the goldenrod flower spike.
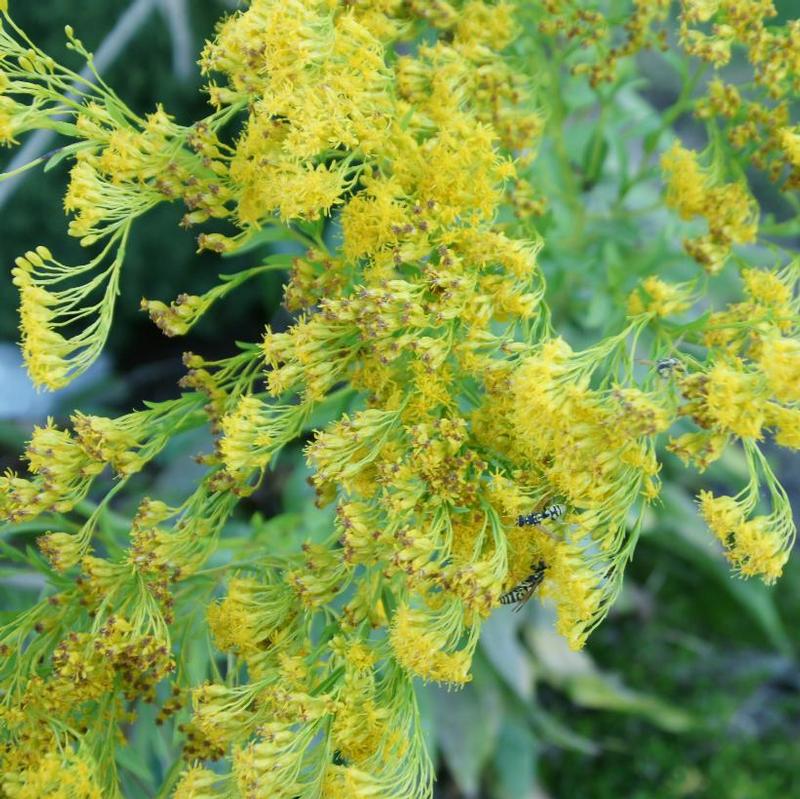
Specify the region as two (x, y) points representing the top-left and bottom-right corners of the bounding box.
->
(2, 1), (800, 795)
(661, 142), (758, 274)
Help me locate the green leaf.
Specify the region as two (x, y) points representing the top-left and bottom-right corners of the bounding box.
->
(430, 659), (502, 797)
(526, 702), (598, 755)
(0, 515), (79, 538)
(43, 141), (90, 173)
(47, 120), (80, 138)
(489, 717), (538, 799)
(528, 618), (692, 732)
(479, 611), (534, 700)
(116, 742), (157, 795)
(415, 678), (438, 773)
(581, 129), (609, 188)
(564, 672), (693, 732)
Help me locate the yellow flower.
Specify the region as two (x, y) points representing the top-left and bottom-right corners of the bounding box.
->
(628, 277), (693, 317)
(668, 431), (728, 470)
(698, 490), (793, 583)
(661, 142), (757, 274)
(662, 143), (708, 218)
(757, 336), (800, 403)
(173, 767), (221, 799)
(540, 539), (605, 651)
(779, 126), (800, 168)
(742, 267), (793, 312)
(704, 362), (765, 439)
(389, 603), (474, 685)
(698, 490), (744, 544)
(765, 404), (800, 450)
(733, 516), (789, 583)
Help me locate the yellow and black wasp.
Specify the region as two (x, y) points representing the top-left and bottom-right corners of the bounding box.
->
(499, 560), (547, 612)
(500, 505), (564, 610)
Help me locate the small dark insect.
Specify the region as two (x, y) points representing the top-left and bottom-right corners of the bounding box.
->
(517, 504), (564, 527)
(655, 357), (684, 379)
(499, 561), (547, 612)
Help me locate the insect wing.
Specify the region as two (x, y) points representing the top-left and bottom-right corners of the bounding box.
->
(511, 583), (537, 612)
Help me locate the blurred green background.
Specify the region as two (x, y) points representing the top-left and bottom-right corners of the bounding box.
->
(1, 3), (800, 798)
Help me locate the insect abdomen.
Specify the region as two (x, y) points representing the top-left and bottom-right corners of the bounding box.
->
(517, 504), (564, 527)
(499, 562), (547, 608)
(499, 586), (530, 604)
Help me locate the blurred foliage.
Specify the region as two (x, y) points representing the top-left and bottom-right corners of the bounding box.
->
(1, 2), (800, 798)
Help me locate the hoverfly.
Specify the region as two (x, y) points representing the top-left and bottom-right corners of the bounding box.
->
(517, 503), (564, 528)
(499, 560), (547, 611)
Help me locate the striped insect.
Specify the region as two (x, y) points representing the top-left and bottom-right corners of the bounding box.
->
(517, 504), (564, 528)
(499, 561), (547, 612)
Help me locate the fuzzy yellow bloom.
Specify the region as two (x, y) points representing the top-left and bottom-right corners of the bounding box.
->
(704, 362), (765, 439)
(627, 276), (693, 318)
(757, 336), (800, 403)
(779, 127), (800, 168)
(219, 396), (274, 478)
(173, 767), (221, 799)
(733, 516), (790, 583)
(668, 431), (729, 470)
(1, 747), (103, 799)
(662, 143), (709, 218)
(540, 539), (605, 651)
(3, 2), (800, 797)
(698, 490), (793, 583)
(766, 404), (800, 450)
(389, 604), (473, 685)
(742, 267), (793, 311)
(341, 176), (414, 261)
(698, 490), (745, 541)
(331, 673), (389, 763)
(233, 721), (322, 799)
(12, 262), (73, 390)
(321, 764), (387, 799)
(661, 142), (757, 273)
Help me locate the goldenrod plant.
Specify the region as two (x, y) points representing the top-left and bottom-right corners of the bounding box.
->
(1, 1), (800, 796)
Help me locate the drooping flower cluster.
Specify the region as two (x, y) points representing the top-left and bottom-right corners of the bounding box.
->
(2, 1), (800, 797)
(661, 142), (758, 274)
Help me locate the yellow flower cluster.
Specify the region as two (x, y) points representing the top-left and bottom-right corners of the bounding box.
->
(0, 17), (239, 386)
(627, 276), (695, 318)
(698, 477), (794, 584)
(2, 1), (800, 797)
(661, 142), (758, 274)
(684, 1), (800, 188)
(677, 267), (800, 438)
